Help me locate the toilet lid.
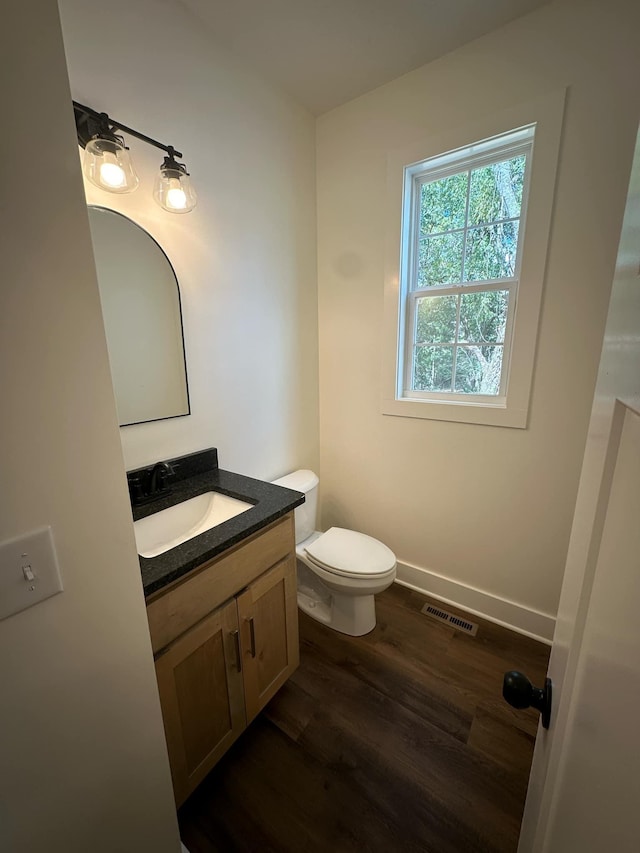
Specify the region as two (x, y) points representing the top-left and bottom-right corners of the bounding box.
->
(304, 527), (396, 578)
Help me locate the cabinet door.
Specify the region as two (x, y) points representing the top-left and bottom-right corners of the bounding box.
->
(155, 598), (246, 806)
(237, 554), (299, 723)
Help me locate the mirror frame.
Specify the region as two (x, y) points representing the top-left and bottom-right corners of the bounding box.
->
(89, 205), (191, 427)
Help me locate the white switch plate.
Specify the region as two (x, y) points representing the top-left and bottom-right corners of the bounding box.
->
(0, 526), (63, 621)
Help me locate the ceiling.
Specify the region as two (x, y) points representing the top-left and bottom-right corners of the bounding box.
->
(178, 0), (550, 115)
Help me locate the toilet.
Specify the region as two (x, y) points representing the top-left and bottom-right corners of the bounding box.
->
(272, 470), (396, 636)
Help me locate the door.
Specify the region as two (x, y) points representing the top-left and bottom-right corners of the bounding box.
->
(517, 127), (640, 851)
(154, 598), (246, 806)
(237, 554), (299, 723)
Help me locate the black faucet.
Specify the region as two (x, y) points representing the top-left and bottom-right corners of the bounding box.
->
(149, 461), (175, 495)
(128, 460), (176, 506)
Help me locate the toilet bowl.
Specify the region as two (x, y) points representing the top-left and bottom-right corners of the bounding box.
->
(272, 470), (396, 636)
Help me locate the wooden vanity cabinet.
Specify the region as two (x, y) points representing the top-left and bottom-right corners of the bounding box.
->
(147, 513), (299, 806)
(237, 555), (299, 723)
(154, 598), (246, 804)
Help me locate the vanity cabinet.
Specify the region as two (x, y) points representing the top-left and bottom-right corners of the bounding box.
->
(154, 598), (246, 803)
(237, 556), (299, 723)
(146, 512), (299, 806)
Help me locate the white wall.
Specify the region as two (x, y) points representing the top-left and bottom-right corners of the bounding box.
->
(0, 1), (180, 850)
(58, 0), (319, 480)
(316, 0), (640, 634)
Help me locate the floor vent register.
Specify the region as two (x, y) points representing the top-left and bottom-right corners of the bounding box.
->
(420, 603), (479, 636)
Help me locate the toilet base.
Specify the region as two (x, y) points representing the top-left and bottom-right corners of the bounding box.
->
(297, 587), (377, 636)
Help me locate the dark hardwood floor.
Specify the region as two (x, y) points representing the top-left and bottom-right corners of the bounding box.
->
(179, 584), (550, 853)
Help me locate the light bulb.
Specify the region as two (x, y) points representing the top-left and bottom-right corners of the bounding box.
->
(166, 180), (187, 210)
(99, 155), (126, 189)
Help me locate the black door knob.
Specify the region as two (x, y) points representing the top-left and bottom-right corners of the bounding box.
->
(503, 670), (552, 729)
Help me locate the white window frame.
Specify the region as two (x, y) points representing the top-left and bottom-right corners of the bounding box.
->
(402, 129), (533, 405)
(382, 89), (566, 428)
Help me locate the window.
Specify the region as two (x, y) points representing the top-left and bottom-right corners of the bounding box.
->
(401, 127), (534, 405)
(382, 92), (564, 428)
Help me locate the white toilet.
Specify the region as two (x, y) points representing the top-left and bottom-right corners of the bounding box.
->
(272, 470), (396, 636)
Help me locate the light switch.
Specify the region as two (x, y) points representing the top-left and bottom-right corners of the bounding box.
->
(0, 526), (63, 621)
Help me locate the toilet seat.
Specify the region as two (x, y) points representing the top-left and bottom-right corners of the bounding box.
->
(304, 527), (396, 579)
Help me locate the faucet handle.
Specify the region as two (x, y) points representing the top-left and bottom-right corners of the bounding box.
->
(128, 475), (145, 505)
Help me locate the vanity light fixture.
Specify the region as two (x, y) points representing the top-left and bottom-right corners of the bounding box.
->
(73, 101), (197, 213)
(154, 150), (197, 214)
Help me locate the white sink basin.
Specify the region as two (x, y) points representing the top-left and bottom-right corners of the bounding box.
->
(134, 491), (254, 558)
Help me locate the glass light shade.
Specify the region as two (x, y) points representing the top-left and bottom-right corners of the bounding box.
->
(153, 166), (197, 213)
(83, 137), (139, 194)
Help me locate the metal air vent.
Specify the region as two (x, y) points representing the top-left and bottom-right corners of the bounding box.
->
(421, 603), (478, 636)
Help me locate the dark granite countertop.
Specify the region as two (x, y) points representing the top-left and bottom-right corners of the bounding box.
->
(129, 449), (304, 598)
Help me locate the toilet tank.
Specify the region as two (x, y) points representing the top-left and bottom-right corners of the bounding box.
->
(271, 469), (318, 545)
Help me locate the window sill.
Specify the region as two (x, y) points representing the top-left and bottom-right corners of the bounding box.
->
(381, 395), (528, 428)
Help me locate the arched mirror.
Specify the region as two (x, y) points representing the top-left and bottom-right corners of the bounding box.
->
(87, 206), (190, 426)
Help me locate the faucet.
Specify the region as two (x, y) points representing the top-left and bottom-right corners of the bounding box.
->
(149, 461), (175, 495)
(127, 460), (177, 506)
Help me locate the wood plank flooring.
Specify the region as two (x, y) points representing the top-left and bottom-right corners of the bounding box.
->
(179, 584), (550, 853)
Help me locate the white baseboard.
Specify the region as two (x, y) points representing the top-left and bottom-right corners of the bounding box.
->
(394, 561), (555, 644)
